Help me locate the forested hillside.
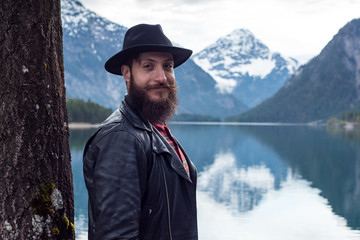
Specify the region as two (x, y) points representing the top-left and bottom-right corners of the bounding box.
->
(66, 98), (113, 123)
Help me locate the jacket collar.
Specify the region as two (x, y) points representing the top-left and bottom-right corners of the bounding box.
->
(100, 95), (152, 132)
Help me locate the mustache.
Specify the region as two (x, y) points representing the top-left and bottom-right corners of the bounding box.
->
(144, 83), (177, 91)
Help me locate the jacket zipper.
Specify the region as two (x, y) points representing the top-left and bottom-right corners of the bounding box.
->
(161, 163), (173, 240)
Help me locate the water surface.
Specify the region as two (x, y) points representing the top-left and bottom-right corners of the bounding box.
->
(70, 124), (360, 240)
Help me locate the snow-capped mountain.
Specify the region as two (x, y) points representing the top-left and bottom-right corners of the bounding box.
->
(61, 0), (127, 109)
(193, 29), (299, 107)
(61, 0), (247, 118)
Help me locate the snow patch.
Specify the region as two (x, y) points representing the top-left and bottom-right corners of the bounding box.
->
(230, 57), (275, 78)
(105, 23), (118, 31)
(193, 57), (237, 94)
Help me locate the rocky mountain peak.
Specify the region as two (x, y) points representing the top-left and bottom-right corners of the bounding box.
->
(196, 28), (270, 65)
(61, 0), (126, 41)
(193, 28), (298, 107)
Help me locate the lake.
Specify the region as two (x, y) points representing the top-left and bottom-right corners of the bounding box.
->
(69, 123), (360, 240)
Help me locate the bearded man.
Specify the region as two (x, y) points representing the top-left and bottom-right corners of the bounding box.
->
(83, 24), (198, 240)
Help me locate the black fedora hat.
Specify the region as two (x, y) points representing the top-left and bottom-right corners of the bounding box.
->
(105, 24), (193, 75)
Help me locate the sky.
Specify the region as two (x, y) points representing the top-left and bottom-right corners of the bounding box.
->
(81, 0), (360, 64)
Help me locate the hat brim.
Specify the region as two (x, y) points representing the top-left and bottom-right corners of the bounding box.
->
(105, 45), (193, 75)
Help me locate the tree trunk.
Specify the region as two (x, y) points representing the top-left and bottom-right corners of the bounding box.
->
(0, 0), (74, 239)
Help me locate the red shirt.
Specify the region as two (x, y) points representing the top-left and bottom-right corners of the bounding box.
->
(152, 123), (190, 178)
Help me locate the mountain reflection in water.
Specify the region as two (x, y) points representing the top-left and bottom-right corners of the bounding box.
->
(198, 151), (275, 212)
(70, 124), (360, 240)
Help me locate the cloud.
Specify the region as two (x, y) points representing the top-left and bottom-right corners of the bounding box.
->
(80, 0), (360, 62)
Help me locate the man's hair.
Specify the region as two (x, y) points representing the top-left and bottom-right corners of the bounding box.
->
(124, 53), (140, 70)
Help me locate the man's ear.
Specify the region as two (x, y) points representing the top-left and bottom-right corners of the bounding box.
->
(121, 65), (131, 85)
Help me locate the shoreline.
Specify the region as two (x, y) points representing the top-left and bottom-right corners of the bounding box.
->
(68, 122), (100, 129)
(68, 121), (359, 130)
(68, 121), (321, 129)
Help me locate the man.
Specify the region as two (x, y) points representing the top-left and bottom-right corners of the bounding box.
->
(83, 24), (198, 240)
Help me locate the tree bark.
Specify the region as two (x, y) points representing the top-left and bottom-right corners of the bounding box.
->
(0, 0), (74, 239)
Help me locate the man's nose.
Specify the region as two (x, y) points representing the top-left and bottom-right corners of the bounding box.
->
(153, 66), (167, 83)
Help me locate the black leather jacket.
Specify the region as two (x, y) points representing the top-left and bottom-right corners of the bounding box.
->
(83, 97), (198, 240)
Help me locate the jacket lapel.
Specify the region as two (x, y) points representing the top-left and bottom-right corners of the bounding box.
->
(179, 144), (197, 183)
(152, 128), (192, 182)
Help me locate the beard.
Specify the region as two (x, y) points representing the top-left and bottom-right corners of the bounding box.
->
(128, 75), (179, 124)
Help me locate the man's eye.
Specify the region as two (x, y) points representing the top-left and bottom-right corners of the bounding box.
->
(143, 64), (152, 69)
(164, 63), (173, 69)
